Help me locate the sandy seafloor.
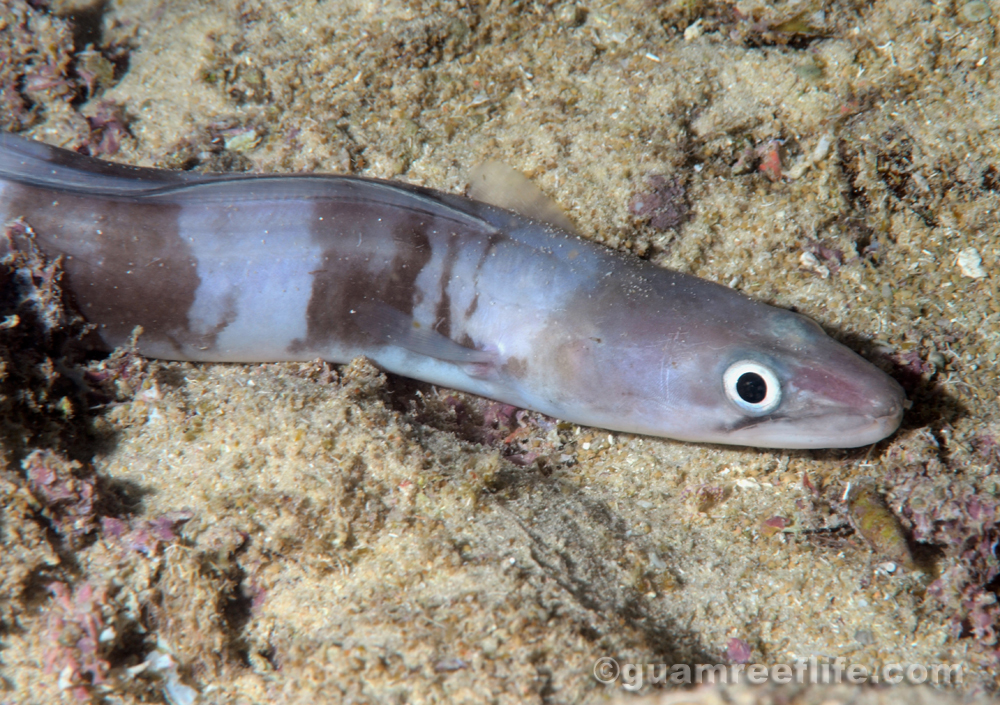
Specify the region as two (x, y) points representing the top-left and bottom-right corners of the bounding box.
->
(2, 0), (1000, 702)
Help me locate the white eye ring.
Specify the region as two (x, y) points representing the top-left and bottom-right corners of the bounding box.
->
(723, 360), (782, 415)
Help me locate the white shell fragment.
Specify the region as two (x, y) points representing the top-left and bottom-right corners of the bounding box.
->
(684, 18), (704, 41)
(784, 133), (834, 180)
(957, 247), (987, 279)
(799, 251), (831, 279)
(145, 650), (199, 705)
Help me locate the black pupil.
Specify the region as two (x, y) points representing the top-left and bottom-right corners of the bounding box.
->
(736, 372), (768, 404)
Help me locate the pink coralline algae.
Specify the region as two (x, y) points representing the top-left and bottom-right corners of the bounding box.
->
(886, 435), (1000, 661)
(629, 175), (691, 231)
(0, 0), (77, 131)
(724, 638), (752, 664)
(927, 533), (1000, 646)
(84, 101), (131, 157)
(100, 511), (194, 556)
(760, 515), (789, 538)
(43, 581), (113, 701)
(24, 449), (98, 545)
(474, 400), (520, 446)
(2, 218), (80, 335)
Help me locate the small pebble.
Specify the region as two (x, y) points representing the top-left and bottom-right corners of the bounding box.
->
(793, 60), (824, 80)
(557, 4), (586, 27)
(961, 0), (992, 22)
(224, 129), (259, 153)
(434, 658), (468, 672)
(854, 628), (875, 645)
(957, 247), (987, 279)
(846, 478), (915, 569)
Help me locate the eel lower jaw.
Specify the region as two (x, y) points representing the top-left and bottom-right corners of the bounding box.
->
(722, 403), (905, 450)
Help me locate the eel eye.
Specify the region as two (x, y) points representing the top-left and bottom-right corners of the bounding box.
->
(723, 360), (782, 415)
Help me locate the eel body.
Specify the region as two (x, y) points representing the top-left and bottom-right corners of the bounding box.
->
(0, 133), (904, 448)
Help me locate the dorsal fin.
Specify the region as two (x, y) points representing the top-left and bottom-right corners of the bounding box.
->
(0, 131), (198, 196)
(468, 161), (578, 234)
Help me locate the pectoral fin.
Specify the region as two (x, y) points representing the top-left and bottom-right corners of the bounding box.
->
(354, 301), (496, 366)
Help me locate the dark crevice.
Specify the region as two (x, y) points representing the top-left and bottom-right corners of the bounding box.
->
(200, 541), (255, 667)
(18, 564), (66, 610)
(94, 476), (152, 518)
(102, 617), (151, 670)
(64, 1), (109, 53)
(837, 140), (868, 212)
(983, 166), (1000, 192)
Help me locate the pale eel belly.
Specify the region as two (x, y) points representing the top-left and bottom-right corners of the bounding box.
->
(0, 132), (905, 449)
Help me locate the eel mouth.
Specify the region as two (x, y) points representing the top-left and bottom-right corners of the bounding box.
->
(723, 403), (905, 449)
(716, 377), (906, 449)
(738, 352), (908, 449)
